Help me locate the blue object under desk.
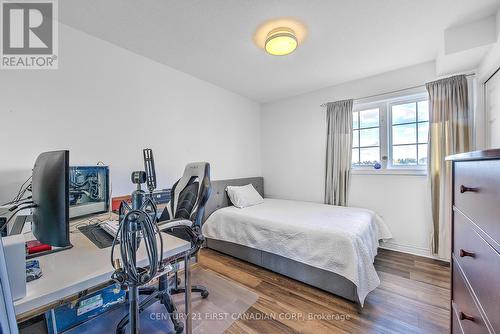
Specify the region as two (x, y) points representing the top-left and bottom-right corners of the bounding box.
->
(45, 283), (125, 334)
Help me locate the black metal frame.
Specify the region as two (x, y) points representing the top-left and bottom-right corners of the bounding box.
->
(116, 272), (184, 334)
(115, 161), (211, 334)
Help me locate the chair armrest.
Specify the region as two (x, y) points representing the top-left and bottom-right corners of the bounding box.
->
(158, 218), (204, 250)
(158, 219), (193, 231)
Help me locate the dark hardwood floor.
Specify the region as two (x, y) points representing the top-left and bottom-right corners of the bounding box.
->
(198, 248), (450, 334)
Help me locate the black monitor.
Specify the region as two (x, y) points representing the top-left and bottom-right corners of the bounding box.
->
(31, 150), (71, 248)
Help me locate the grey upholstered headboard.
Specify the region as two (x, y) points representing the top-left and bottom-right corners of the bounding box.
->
(202, 177), (264, 223)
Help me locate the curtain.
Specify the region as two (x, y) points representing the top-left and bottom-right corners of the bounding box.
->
(325, 99), (353, 206)
(426, 75), (471, 258)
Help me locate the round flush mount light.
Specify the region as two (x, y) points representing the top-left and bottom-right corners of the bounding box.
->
(265, 27), (298, 56)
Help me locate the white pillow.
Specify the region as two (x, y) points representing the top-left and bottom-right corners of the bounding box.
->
(226, 184), (264, 208)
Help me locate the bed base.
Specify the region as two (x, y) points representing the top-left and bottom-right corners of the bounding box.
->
(206, 238), (359, 304)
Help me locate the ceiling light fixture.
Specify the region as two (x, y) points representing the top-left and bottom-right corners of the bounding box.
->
(265, 27), (297, 56)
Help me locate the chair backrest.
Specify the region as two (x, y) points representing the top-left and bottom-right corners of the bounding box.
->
(163, 162), (211, 228)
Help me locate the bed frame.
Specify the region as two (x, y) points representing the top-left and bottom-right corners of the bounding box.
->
(202, 177), (359, 303)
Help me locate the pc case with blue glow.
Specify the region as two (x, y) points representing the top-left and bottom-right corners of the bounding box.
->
(69, 166), (109, 218)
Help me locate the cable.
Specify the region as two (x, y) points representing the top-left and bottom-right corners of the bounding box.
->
(4, 185), (31, 206)
(110, 198), (163, 286)
(7, 200), (34, 212)
(3, 176), (32, 205)
(14, 176), (32, 202)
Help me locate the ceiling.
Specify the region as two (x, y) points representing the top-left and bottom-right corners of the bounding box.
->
(59, 0), (500, 102)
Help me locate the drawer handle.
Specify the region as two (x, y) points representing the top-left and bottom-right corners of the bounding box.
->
(459, 311), (475, 322)
(459, 249), (475, 258)
(460, 185), (478, 193)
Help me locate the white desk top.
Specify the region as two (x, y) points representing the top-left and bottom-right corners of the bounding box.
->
(14, 219), (190, 316)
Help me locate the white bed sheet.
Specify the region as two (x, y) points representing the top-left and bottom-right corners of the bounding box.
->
(202, 198), (392, 305)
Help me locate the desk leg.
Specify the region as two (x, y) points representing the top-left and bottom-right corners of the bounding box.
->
(184, 254), (192, 334)
(50, 309), (58, 334)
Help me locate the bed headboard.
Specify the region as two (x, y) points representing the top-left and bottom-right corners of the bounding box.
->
(202, 177), (264, 223)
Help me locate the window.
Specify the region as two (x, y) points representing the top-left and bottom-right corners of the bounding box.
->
(351, 94), (429, 171)
(390, 100), (429, 166)
(352, 108), (380, 166)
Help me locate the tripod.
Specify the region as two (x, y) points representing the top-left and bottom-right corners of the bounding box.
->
(111, 169), (164, 334)
(111, 150), (203, 334)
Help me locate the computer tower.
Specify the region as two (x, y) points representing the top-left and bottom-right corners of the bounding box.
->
(69, 166), (109, 218)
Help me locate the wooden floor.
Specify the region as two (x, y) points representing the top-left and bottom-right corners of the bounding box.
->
(198, 248), (450, 334)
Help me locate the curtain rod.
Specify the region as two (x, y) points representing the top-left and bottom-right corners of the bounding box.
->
(320, 72), (476, 107)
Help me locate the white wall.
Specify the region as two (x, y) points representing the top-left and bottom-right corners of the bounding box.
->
(484, 70), (500, 147)
(261, 62), (439, 258)
(0, 24), (261, 204)
(1, 20), (490, 261)
(478, 8), (500, 148)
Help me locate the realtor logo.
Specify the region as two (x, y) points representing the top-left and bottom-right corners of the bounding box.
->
(1, 0), (58, 69)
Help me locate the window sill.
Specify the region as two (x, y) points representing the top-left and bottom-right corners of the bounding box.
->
(351, 168), (427, 176)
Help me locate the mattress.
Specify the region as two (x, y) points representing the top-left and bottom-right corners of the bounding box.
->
(202, 198), (392, 305)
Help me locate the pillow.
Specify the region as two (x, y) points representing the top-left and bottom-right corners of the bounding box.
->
(226, 184), (264, 208)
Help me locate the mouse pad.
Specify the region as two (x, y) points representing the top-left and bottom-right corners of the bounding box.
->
(78, 223), (118, 248)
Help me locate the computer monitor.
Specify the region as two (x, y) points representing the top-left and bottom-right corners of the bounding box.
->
(31, 150), (71, 248)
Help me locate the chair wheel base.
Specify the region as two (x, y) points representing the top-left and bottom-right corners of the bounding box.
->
(174, 323), (184, 333)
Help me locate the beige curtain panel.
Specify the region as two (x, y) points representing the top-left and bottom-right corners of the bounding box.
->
(426, 75), (471, 258)
(325, 99), (353, 206)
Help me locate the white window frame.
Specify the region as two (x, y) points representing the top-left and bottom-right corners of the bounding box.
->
(387, 96), (429, 170)
(351, 102), (386, 169)
(351, 92), (428, 175)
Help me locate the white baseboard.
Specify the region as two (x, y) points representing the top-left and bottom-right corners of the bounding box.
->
(379, 241), (449, 262)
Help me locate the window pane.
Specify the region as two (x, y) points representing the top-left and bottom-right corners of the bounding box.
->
(392, 123), (416, 145)
(393, 145), (417, 165)
(359, 108), (379, 128)
(352, 130), (359, 147)
(418, 144), (428, 165)
(418, 100), (429, 121)
(359, 128), (379, 147)
(352, 111), (359, 129)
(392, 102), (416, 124)
(418, 122), (429, 143)
(360, 147), (379, 165)
(352, 148), (359, 165)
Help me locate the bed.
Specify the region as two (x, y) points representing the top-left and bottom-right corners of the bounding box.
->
(201, 177), (392, 305)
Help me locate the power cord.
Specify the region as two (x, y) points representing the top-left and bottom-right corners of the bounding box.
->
(110, 198), (164, 286)
(7, 200), (34, 212)
(3, 175), (32, 206)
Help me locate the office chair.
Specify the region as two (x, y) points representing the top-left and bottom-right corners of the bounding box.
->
(159, 162), (211, 298)
(115, 162), (211, 334)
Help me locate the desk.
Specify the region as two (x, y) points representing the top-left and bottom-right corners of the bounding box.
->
(14, 217), (192, 333)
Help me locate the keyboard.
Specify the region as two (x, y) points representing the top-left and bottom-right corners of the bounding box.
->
(100, 220), (120, 240)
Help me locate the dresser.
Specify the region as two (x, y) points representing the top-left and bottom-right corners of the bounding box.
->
(447, 150), (500, 334)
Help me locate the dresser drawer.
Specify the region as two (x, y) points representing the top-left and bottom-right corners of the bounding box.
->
(452, 303), (465, 334)
(452, 261), (489, 334)
(453, 211), (500, 332)
(454, 160), (500, 245)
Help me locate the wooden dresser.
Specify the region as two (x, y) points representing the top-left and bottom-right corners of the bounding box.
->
(447, 150), (500, 334)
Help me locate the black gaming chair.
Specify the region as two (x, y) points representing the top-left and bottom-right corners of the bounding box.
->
(159, 162), (211, 332)
(159, 162), (211, 296)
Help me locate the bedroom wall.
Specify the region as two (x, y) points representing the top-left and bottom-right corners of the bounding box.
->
(261, 61), (443, 259)
(477, 8), (500, 148)
(0, 23), (262, 204)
